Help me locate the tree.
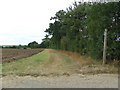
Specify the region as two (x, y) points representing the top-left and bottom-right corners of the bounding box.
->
(44, 2), (120, 61)
(28, 41), (39, 48)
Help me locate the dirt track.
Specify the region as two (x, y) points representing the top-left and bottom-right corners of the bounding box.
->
(2, 74), (118, 88)
(2, 49), (119, 88)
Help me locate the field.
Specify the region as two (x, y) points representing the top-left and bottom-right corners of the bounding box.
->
(2, 48), (44, 63)
(2, 49), (118, 76)
(2, 49), (118, 88)
(3, 49), (80, 76)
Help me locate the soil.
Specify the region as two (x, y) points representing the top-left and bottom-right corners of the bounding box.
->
(2, 48), (44, 63)
(1, 49), (119, 88)
(2, 74), (118, 88)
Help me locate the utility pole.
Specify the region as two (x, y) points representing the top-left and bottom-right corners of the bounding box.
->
(103, 29), (107, 65)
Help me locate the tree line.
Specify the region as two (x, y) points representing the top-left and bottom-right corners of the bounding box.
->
(42, 1), (120, 60)
(2, 41), (44, 49)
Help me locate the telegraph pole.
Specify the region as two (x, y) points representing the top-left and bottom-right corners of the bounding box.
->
(103, 29), (107, 65)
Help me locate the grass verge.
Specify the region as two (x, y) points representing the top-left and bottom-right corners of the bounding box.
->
(2, 49), (118, 77)
(2, 49), (49, 76)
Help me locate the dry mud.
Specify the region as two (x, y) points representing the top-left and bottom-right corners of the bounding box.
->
(2, 74), (118, 88)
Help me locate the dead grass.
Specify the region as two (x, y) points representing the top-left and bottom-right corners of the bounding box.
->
(58, 50), (118, 74)
(2, 49), (119, 77)
(59, 50), (95, 66)
(40, 49), (81, 75)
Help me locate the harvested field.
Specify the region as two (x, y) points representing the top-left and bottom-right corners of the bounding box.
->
(2, 48), (44, 63)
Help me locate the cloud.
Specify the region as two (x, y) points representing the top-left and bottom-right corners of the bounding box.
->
(0, 0), (80, 45)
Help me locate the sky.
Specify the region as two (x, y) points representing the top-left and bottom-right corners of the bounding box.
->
(0, 0), (84, 45)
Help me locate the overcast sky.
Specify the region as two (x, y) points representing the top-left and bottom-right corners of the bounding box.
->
(0, 0), (84, 45)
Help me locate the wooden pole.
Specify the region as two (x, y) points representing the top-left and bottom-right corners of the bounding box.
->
(103, 29), (107, 65)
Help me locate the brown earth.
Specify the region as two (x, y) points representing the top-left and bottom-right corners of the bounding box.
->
(2, 48), (44, 63)
(2, 49), (118, 75)
(1, 49), (119, 88)
(2, 74), (118, 88)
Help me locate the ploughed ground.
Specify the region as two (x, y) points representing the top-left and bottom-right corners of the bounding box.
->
(2, 48), (44, 63)
(1, 49), (119, 88)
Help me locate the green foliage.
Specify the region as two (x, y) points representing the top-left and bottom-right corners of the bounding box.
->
(43, 2), (120, 60)
(61, 36), (68, 50)
(39, 34), (50, 48)
(2, 45), (28, 49)
(28, 41), (39, 48)
(39, 40), (50, 48)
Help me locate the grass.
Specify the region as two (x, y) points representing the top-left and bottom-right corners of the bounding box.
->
(2, 49), (82, 76)
(37, 49), (81, 75)
(0, 64), (2, 75)
(58, 50), (118, 74)
(2, 49), (49, 76)
(2, 49), (118, 76)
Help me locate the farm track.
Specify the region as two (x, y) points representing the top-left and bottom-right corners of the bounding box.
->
(2, 74), (118, 88)
(39, 49), (81, 75)
(2, 49), (118, 88)
(2, 49), (118, 76)
(2, 48), (44, 63)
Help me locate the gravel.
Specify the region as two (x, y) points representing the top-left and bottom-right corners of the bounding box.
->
(2, 74), (118, 88)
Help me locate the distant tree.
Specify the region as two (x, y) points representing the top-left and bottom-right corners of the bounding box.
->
(28, 41), (39, 48)
(39, 34), (50, 48)
(11, 46), (17, 48)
